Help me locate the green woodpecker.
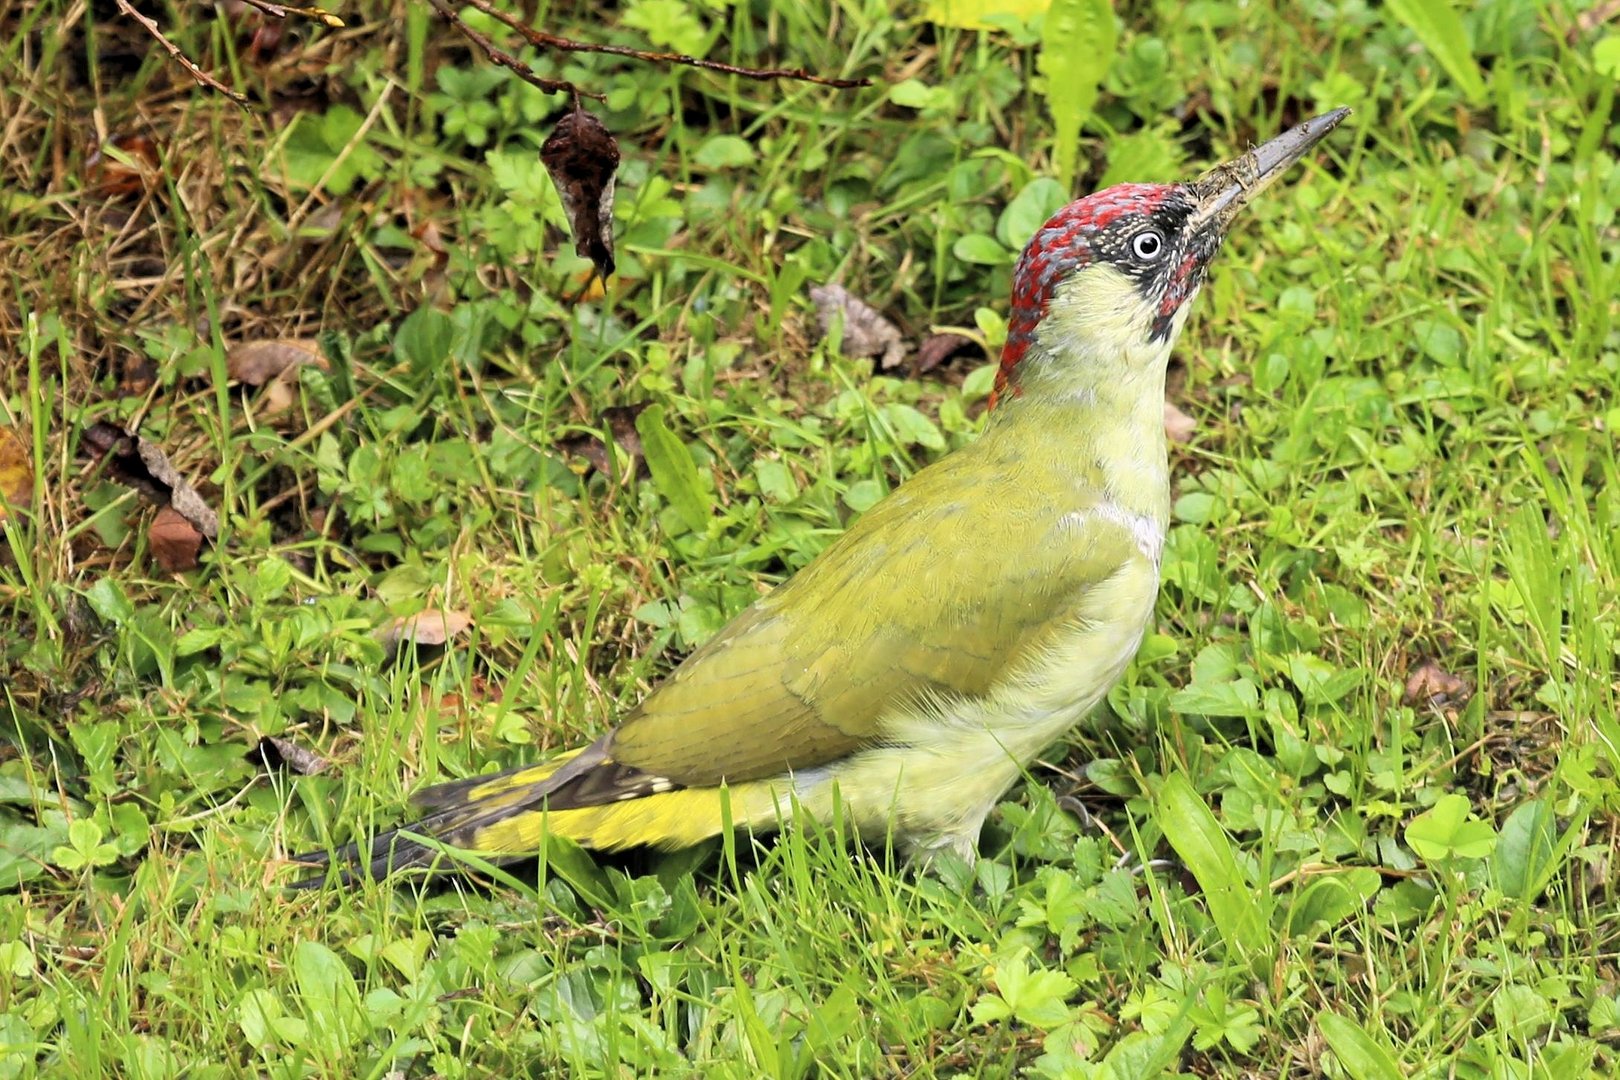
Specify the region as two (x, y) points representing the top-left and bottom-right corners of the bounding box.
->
(296, 109), (1349, 885)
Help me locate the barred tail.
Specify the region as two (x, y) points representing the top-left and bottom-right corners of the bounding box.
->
(288, 744), (788, 887)
(288, 750), (587, 888)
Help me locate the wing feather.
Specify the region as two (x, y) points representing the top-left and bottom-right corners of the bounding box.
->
(607, 437), (1144, 786)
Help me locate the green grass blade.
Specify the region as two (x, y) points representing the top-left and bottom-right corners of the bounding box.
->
(1383, 0), (1486, 104)
(1318, 1012), (1403, 1080)
(1154, 772), (1266, 963)
(636, 403), (713, 535)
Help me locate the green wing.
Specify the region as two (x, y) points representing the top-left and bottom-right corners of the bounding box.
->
(607, 438), (1143, 786)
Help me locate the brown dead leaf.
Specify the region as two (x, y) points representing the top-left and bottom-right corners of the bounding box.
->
(0, 426), (33, 522)
(557, 403), (648, 477)
(149, 506), (203, 572)
(247, 735), (332, 776)
(86, 134), (161, 197)
(540, 104), (620, 282)
(376, 609), (474, 654)
(810, 284), (905, 369)
(119, 356), (158, 397)
(412, 215), (449, 260)
(81, 422), (219, 539)
(227, 338), (328, 386)
(1404, 660), (1469, 706)
(913, 333), (977, 375)
(1163, 400), (1197, 445)
(1567, 0), (1620, 42)
(427, 675), (503, 723)
(230, 339), (329, 417)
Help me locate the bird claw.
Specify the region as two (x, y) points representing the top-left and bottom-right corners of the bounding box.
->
(1055, 794), (1098, 831)
(1114, 853), (1181, 878)
(1053, 794), (1179, 878)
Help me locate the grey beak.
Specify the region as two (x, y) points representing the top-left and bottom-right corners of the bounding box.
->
(1191, 108), (1351, 230)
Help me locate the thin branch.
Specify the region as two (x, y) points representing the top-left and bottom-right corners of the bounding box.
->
(236, 0), (346, 27)
(1567, 0), (1620, 42)
(456, 0), (870, 89)
(115, 0), (251, 108)
(423, 0), (602, 101)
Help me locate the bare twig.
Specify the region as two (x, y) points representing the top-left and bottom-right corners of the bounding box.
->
(423, 0), (602, 101)
(458, 0), (869, 89)
(1567, 0), (1620, 42)
(236, 0), (346, 27)
(115, 0), (251, 108)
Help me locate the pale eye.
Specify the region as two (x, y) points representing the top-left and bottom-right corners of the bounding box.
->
(1130, 229), (1165, 262)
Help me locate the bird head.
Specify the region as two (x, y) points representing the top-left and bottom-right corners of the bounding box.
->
(991, 108), (1349, 408)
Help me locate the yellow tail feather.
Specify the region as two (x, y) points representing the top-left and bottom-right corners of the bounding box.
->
(471, 782), (786, 854)
(291, 751), (792, 886)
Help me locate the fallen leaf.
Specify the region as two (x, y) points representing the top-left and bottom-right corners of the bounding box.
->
(810, 283), (905, 369)
(0, 426), (33, 521)
(227, 338), (328, 386)
(1163, 400), (1197, 444)
(540, 104), (620, 283)
(914, 332), (977, 375)
(376, 609), (473, 653)
(247, 735), (332, 776)
(1405, 660), (1469, 706)
(248, 21), (286, 58)
(427, 675), (503, 723)
(148, 506), (202, 572)
(118, 356), (158, 396)
(557, 403), (648, 477)
(412, 215), (449, 260)
(86, 133), (161, 197)
(81, 422), (219, 539)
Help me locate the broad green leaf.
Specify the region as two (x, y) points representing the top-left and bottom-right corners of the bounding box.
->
(925, 0), (1049, 30)
(1540, 1040), (1597, 1080)
(1155, 773), (1266, 963)
(976, 951), (1076, 1030)
(539, 831), (616, 912)
(622, 0), (710, 56)
(1100, 1007), (1196, 1079)
(888, 79), (955, 111)
(1037, 0), (1117, 186)
(84, 578), (133, 625)
(394, 306), (453, 374)
(953, 234), (1012, 266)
(1405, 793), (1497, 862)
(1318, 1013), (1403, 1080)
(1169, 677), (1260, 718)
(1596, 35), (1620, 80)
(1383, 0), (1486, 104)
(293, 940), (361, 1022)
(693, 135), (754, 170)
(636, 404), (712, 535)
(0, 941), (32, 979)
(1492, 985), (1553, 1038)
(0, 815), (70, 888)
(997, 177), (1068, 250)
(754, 459), (799, 503)
(1287, 868), (1380, 935)
(884, 404), (945, 450)
(1491, 797), (1557, 900)
(237, 989), (284, 1049)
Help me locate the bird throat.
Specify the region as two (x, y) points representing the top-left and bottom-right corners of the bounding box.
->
(985, 294), (1185, 538)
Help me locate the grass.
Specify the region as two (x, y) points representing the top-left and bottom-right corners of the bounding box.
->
(2, 0), (1619, 1074)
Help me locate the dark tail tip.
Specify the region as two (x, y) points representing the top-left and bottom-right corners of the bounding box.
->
(285, 828), (463, 890)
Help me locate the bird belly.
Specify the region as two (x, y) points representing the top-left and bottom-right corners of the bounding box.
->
(791, 555), (1159, 857)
